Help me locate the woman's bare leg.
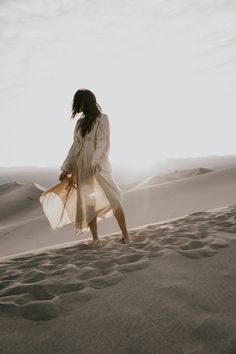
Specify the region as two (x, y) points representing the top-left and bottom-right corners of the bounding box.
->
(113, 206), (129, 242)
(88, 217), (99, 243)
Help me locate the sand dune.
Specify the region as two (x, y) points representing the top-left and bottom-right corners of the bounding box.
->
(123, 165), (236, 228)
(0, 167), (59, 189)
(0, 203), (234, 321)
(127, 167), (214, 191)
(1, 154), (236, 187)
(0, 182), (45, 221)
(0, 182), (83, 258)
(0, 167), (236, 353)
(0, 203), (235, 353)
(1, 166), (236, 258)
(0, 181), (24, 195)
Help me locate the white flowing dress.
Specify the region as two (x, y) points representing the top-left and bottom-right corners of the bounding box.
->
(39, 113), (123, 234)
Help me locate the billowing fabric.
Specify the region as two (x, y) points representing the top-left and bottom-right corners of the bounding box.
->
(39, 113), (123, 234)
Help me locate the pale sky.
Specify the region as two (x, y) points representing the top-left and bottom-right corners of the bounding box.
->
(0, 0), (236, 170)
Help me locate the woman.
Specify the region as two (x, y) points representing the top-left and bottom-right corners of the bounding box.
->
(39, 88), (129, 244)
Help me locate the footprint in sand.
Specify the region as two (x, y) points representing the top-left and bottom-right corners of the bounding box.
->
(0, 204), (234, 321)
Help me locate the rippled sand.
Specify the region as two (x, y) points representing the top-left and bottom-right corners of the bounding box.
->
(0, 204), (235, 322)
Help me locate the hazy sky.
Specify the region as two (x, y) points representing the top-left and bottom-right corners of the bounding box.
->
(0, 0), (236, 169)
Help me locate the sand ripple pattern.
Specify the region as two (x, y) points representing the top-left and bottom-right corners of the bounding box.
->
(0, 204), (235, 321)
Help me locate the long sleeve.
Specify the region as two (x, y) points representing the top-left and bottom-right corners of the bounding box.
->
(92, 114), (110, 168)
(60, 142), (75, 173)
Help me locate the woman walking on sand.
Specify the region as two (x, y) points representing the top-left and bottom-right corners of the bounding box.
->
(40, 88), (129, 244)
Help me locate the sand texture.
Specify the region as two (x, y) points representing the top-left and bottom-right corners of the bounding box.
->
(0, 167), (236, 353)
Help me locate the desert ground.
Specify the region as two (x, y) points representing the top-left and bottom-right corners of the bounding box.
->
(0, 165), (236, 353)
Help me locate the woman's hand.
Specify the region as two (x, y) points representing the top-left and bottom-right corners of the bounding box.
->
(59, 171), (69, 181)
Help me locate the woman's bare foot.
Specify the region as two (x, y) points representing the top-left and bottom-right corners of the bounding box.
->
(113, 206), (130, 243)
(88, 217), (99, 245)
(88, 238), (100, 245)
(121, 233), (130, 243)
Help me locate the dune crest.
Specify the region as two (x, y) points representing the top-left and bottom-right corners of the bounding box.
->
(122, 166), (214, 191)
(0, 181), (24, 195)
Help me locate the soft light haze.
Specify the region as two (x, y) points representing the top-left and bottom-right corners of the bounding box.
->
(0, 0), (235, 169)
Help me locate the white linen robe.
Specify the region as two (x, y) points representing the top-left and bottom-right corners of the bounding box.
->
(39, 113), (123, 234)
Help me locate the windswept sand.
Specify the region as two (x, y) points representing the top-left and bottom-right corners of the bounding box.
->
(0, 203), (236, 353)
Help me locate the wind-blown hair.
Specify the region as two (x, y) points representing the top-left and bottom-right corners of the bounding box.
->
(71, 88), (102, 138)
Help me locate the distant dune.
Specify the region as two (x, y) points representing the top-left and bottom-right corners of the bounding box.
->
(121, 167), (214, 191)
(0, 181), (23, 194)
(135, 167), (214, 189)
(0, 182), (45, 222)
(1, 153), (236, 187)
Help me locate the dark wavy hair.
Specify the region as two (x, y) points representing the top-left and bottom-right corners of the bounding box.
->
(71, 88), (102, 138)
